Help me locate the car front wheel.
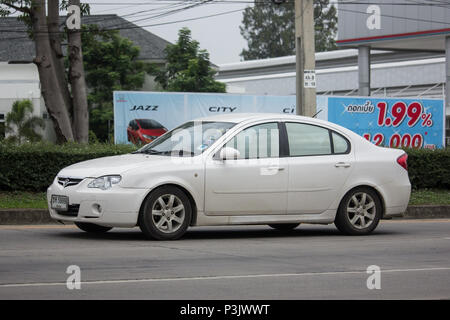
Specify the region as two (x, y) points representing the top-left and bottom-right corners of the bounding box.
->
(334, 187), (382, 235)
(139, 186), (192, 240)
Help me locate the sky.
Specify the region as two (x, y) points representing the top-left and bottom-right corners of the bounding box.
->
(88, 0), (252, 65)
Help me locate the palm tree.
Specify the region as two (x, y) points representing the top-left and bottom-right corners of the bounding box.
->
(5, 99), (45, 144)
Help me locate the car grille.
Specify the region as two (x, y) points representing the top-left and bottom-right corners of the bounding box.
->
(56, 204), (80, 217)
(57, 177), (83, 188)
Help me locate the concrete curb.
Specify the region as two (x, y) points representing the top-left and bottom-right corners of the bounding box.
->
(1, 205), (450, 225)
(0, 209), (56, 225)
(401, 205), (450, 220)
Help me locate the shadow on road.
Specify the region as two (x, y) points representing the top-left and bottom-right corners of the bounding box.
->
(52, 224), (400, 242)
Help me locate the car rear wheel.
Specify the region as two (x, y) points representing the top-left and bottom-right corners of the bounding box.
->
(74, 222), (112, 233)
(334, 187), (382, 235)
(139, 186), (192, 240)
(268, 223), (300, 231)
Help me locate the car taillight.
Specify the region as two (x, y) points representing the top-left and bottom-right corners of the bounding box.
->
(397, 153), (408, 171)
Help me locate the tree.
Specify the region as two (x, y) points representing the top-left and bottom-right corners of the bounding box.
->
(0, 0), (90, 143)
(240, 0), (337, 60)
(67, 0), (89, 143)
(5, 99), (45, 144)
(81, 25), (150, 142)
(153, 28), (226, 93)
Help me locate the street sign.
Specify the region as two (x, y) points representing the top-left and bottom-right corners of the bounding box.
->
(303, 70), (316, 88)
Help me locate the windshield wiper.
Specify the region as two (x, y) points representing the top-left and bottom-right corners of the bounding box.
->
(133, 149), (163, 155)
(133, 149), (196, 156)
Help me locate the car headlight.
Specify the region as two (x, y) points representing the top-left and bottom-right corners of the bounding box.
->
(143, 134), (158, 140)
(87, 175), (121, 190)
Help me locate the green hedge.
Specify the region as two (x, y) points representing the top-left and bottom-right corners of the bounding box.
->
(0, 142), (448, 192)
(0, 142), (136, 192)
(405, 148), (450, 190)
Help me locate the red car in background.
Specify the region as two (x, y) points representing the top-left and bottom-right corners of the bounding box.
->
(127, 119), (168, 145)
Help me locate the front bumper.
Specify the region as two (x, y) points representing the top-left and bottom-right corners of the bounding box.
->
(47, 178), (148, 228)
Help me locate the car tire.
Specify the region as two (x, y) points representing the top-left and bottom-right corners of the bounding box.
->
(334, 187), (382, 235)
(74, 222), (112, 233)
(139, 186), (192, 240)
(268, 223), (300, 231)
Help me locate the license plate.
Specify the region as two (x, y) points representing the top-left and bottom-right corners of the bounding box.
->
(51, 195), (69, 211)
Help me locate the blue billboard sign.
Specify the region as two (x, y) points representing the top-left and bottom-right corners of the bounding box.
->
(113, 91), (444, 149)
(328, 96), (445, 149)
(113, 91), (303, 145)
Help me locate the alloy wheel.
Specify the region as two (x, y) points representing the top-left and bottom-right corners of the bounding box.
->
(346, 192), (376, 229)
(151, 194), (185, 233)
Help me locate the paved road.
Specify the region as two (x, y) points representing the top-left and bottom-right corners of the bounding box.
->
(0, 220), (449, 299)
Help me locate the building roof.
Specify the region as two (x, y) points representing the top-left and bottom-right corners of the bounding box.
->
(0, 14), (171, 62)
(216, 49), (445, 88)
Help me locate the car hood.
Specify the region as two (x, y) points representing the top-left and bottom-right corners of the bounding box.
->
(57, 153), (168, 178)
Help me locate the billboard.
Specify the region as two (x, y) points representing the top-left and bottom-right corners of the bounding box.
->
(328, 96), (445, 149)
(337, 0), (450, 50)
(114, 91), (308, 145)
(113, 91), (444, 148)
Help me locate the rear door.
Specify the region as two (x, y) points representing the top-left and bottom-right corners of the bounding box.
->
(284, 122), (354, 214)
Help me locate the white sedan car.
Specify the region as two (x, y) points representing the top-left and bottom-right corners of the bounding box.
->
(47, 114), (411, 240)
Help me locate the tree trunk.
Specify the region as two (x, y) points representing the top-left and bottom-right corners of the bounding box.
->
(47, 0), (73, 116)
(30, 0), (74, 143)
(68, 0), (89, 143)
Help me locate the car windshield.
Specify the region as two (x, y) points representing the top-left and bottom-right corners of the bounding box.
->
(135, 121), (236, 156)
(138, 119), (164, 129)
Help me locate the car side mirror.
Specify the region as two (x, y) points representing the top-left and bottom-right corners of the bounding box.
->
(217, 147), (240, 161)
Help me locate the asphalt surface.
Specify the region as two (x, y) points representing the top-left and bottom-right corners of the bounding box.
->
(0, 220), (449, 300)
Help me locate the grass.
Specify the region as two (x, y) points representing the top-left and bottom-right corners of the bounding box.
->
(0, 189), (449, 209)
(408, 189), (450, 206)
(0, 191), (47, 209)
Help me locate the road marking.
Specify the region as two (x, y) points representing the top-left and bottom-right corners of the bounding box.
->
(1, 267), (449, 288)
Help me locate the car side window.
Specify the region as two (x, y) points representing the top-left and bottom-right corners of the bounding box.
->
(286, 122), (332, 156)
(225, 122), (280, 159)
(332, 131), (350, 154)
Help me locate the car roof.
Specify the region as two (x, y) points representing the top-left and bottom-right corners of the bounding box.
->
(195, 113), (312, 123)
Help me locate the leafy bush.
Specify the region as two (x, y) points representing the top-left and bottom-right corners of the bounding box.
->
(0, 142), (448, 192)
(405, 148), (450, 190)
(0, 142), (136, 191)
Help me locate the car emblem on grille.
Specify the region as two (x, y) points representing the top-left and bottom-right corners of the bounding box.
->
(62, 178), (70, 188)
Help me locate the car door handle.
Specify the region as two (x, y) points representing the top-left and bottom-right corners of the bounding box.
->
(335, 162), (351, 168)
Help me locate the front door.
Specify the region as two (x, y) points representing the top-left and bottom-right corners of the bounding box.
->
(205, 122), (288, 216)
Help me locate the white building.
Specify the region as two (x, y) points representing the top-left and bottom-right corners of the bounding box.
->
(0, 14), (170, 141)
(216, 49), (449, 143)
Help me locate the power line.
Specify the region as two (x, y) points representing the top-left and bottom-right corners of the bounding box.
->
(2, 0), (450, 40)
(0, 6), (246, 41)
(0, 0), (213, 34)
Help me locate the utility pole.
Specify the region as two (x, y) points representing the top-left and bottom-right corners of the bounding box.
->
(446, 36), (450, 146)
(295, 0), (316, 116)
